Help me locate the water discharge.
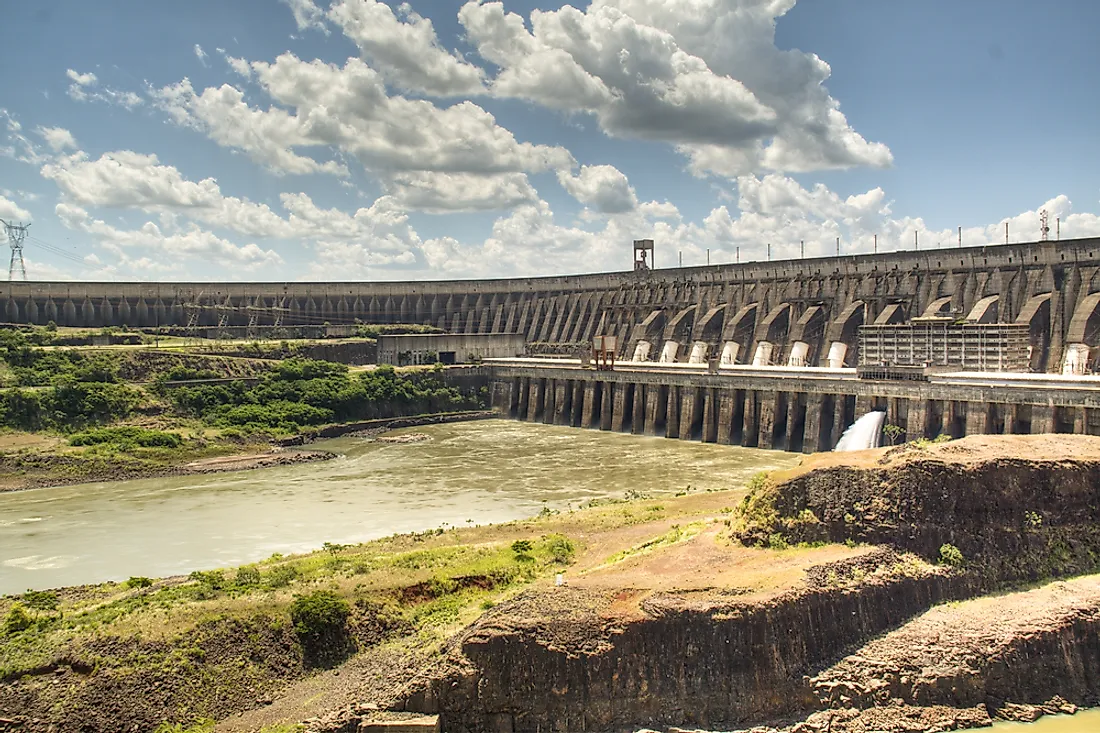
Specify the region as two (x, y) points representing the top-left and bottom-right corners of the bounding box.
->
(0, 419), (798, 595)
(834, 410), (887, 452)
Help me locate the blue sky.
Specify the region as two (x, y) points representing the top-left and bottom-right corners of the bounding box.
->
(1, 0), (1098, 281)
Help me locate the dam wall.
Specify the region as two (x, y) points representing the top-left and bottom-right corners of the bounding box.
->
(4, 236), (1100, 373)
(487, 362), (1100, 452)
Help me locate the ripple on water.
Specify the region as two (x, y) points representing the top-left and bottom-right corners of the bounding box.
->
(4, 554), (79, 571)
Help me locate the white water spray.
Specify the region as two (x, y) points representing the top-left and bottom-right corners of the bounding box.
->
(834, 411), (887, 452)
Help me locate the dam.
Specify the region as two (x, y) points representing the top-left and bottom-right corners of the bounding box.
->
(6, 235), (1100, 452)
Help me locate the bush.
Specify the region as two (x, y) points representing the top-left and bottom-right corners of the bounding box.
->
(289, 590), (353, 667)
(234, 566), (261, 587)
(189, 570), (227, 590)
(69, 426), (183, 449)
(126, 576), (154, 589)
(544, 534), (575, 564)
(290, 590), (351, 637)
(3, 603), (33, 634)
(22, 590), (58, 613)
(265, 564), (299, 589)
(938, 543), (964, 567)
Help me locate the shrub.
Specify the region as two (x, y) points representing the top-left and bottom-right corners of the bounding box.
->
(126, 576), (154, 589)
(22, 590), (58, 613)
(265, 564), (299, 589)
(3, 603), (33, 634)
(234, 566), (261, 587)
(767, 533), (790, 550)
(189, 570), (227, 590)
(544, 534), (575, 564)
(289, 590), (353, 667)
(938, 543), (964, 567)
(510, 540), (533, 554)
(69, 426), (183, 449)
(290, 591), (351, 637)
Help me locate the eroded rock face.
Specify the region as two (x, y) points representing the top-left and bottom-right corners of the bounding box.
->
(743, 443), (1100, 583)
(397, 570), (978, 733)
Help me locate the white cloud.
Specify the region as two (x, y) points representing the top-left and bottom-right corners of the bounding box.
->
(66, 68), (142, 108)
(36, 126), (77, 152)
(385, 171), (537, 213)
(281, 0), (330, 34)
(557, 164), (638, 214)
(153, 54), (572, 211)
(1, 109), (47, 165)
(0, 194), (32, 222)
(152, 79), (349, 177)
(55, 202), (283, 271)
(194, 44), (208, 66)
(328, 0), (485, 96)
(458, 0), (890, 177)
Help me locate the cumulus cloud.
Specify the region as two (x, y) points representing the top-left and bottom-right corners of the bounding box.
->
(281, 0), (330, 34)
(55, 202), (283, 271)
(385, 171), (537, 213)
(557, 164), (638, 214)
(328, 0), (485, 96)
(152, 54), (572, 211)
(0, 194), (32, 223)
(458, 0), (890, 177)
(36, 126), (77, 152)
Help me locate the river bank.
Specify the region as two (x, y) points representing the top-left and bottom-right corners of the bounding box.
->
(4, 433), (1100, 732)
(0, 410), (492, 493)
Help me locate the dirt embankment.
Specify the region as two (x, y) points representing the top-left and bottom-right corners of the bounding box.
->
(381, 435), (1100, 733)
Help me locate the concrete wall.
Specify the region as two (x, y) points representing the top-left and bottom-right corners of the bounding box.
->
(377, 333), (525, 365)
(4, 236), (1100, 373)
(487, 364), (1100, 453)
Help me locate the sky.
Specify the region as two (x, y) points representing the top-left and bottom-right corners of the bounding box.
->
(1, 0), (1099, 282)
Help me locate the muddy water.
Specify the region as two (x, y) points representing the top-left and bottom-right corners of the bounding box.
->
(992, 709), (1100, 731)
(0, 419), (798, 595)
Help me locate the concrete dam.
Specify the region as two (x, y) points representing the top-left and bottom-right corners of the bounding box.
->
(6, 235), (1100, 451)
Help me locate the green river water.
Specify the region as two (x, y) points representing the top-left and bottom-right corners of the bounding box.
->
(991, 709), (1100, 731)
(0, 419), (798, 595)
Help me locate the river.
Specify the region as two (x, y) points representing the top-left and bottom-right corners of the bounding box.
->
(992, 708), (1100, 731)
(0, 419), (798, 595)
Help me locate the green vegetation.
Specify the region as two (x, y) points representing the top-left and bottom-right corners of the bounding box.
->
(0, 381), (142, 430)
(69, 426), (183, 449)
(166, 360), (484, 434)
(938, 543), (965, 567)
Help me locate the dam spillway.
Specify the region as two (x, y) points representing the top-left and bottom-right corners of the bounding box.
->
(485, 360), (1100, 452)
(4, 236), (1100, 375)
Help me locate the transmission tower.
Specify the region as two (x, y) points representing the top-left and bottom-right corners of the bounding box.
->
(0, 219), (29, 281)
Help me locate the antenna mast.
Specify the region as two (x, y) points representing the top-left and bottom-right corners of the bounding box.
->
(0, 219), (29, 281)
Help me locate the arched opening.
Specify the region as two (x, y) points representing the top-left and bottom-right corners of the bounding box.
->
(921, 296), (954, 319)
(722, 303), (758, 364)
(826, 300), (865, 367)
(1015, 293), (1052, 372)
(966, 294), (1000, 323)
(661, 305), (698, 362)
(1064, 292), (1100, 374)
